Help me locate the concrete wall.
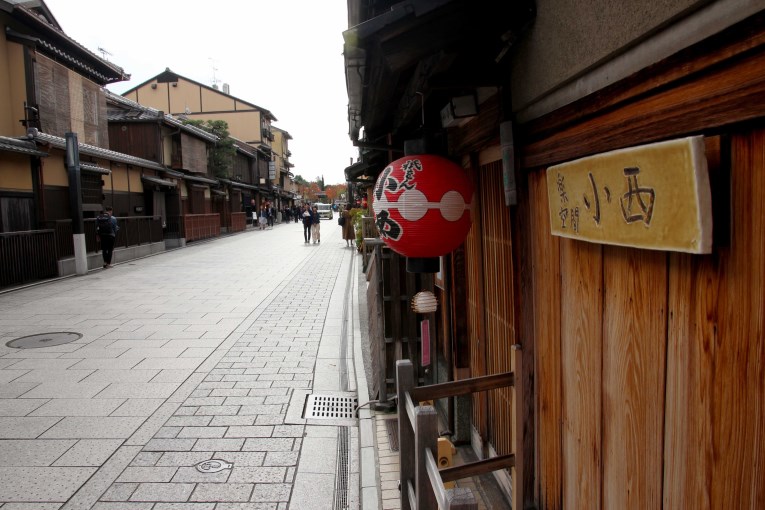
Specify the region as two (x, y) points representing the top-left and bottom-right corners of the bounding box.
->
(510, 0), (762, 121)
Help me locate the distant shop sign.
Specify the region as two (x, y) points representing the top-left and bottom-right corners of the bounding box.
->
(546, 136), (712, 254)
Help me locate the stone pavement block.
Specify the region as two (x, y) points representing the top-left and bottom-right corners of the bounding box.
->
(150, 369), (195, 383)
(177, 426), (228, 438)
(227, 466), (286, 483)
(0, 438), (74, 466)
(2, 503), (68, 509)
(242, 438), (294, 451)
(31, 398), (124, 417)
(100, 482), (138, 501)
(143, 438), (196, 452)
(117, 466), (178, 483)
(68, 358), (141, 370)
(133, 358), (204, 371)
(249, 483), (291, 502)
(111, 398), (164, 417)
(0, 466), (95, 502)
(166, 415), (213, 427)
(13, 369), (94, 384)
(131, 452), (162, 466)
(193, 438), (245, 451)
(0, 416), (61, 438)
(263, 451), (298, 466)
(215, 503), (278, 510)
(41, 416), (145, 439)
(81, 369), (158, 384)
(194, 405), (240, 416)
(210, 415), (255, 426)
(272, 425), (304, 437)
(238, 404), (284, 415)
(0, 398), (47, 416)
(190, 482), (253, 502)
(224, 425), (273, 438)
(155, 451), (214, 467)
(92, 501), (154, 510)
(290, 472), (336, 509)
(53, 439), (123, 467)
(97, 382), (179, 399)
(22, 381), (110, 399)
(153, 503), (215, 510)
(215, 451), (266, 466)
(129, 482), (195, 502)
(171, 466), (230, 483)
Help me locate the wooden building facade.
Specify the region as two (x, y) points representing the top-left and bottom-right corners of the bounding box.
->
(345, 0), (765, 508)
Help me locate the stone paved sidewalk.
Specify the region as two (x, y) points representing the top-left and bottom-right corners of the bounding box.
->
(0, 222), (368, 510)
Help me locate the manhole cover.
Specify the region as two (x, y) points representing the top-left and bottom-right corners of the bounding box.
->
(6, 332), (82, 349)
(195, 459), (233, 473)
(304, 394), (358, 420)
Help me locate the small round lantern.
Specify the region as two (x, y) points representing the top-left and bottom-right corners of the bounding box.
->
(412, 291), (438, 314)
(372, 154), (473, 271)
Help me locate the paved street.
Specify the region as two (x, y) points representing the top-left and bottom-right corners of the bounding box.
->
(0, 220), (376, 509)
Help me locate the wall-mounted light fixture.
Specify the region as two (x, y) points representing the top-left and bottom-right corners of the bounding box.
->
(440, 94), (478, 128)
(151, 83), (157, 89)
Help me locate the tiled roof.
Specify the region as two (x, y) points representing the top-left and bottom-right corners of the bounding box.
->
(105, 91), (218, 142)
(26, 128), (165, 171)
(0, 135), (49, 157)
(10, 5), (129, 84)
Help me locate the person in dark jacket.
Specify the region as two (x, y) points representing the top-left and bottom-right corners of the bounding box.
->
(302, 204), (312, 243)
(96, 206), (119, 268)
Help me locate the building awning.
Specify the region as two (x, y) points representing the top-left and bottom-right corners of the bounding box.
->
(219, 178), (259, 191)
(181, 173), (218, 185)
(141, 175), (177, 187)
(211, 189), (226, 196)
(80, 163), (110, 175)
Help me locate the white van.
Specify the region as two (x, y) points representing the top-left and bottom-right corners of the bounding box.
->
(316, 203), (333, 220)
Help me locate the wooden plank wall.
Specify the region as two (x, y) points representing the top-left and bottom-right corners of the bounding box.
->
(477, 161), (515, 457)
(530, 128), (765, 509)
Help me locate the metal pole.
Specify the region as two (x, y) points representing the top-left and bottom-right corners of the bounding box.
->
(65, 133), (87, 275)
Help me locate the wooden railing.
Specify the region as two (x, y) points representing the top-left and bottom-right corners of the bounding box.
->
(41, 217), (164, 258)
(0, 230), (58, 289)
(396, 360), (515, 510)
(229, 212), (246, 233)
(183, 213), (220, 242)
(361, 216), (380, 272)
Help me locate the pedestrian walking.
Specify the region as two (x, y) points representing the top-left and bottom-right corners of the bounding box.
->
(311, 205), (321, 243)
(264, 203), (272, 229)
(341, 204), (355, 248)
(258, 204), (268, 230)
(95, 206), (119, 268)
(302, 204), (312, 243)
(293, 205), (300, 223)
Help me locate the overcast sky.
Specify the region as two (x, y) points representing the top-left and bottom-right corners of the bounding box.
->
(43, 0), (358, 185)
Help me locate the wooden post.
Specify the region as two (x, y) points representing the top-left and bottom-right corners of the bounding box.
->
(415, 405), (438, 510)
(397, 360), (415, 510)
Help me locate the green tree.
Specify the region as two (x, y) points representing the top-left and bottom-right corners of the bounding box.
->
(293, 175), (308, 186)
(184, 119), (236, 179)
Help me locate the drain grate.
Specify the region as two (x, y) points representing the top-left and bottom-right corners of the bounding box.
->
(333, 426), (351, 509)
(384, 418), (400, 451)
(305, 394), (358, 420)
(6, 332), (82, 349)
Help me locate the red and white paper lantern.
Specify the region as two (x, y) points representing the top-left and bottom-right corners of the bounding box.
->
(372, 154), (473, 258)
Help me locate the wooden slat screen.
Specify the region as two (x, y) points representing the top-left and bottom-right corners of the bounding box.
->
(479, 161), (515, 457)
(464, 159), (516, 460)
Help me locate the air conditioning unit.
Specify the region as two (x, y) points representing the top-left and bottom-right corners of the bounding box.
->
(440, 94), (478, 128)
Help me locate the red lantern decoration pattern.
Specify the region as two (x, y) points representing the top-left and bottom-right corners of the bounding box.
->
(372, 154), (474, 258)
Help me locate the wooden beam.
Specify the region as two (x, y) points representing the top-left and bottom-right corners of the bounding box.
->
(410, 371), (514, 402)
(440, 454), (515, 483)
